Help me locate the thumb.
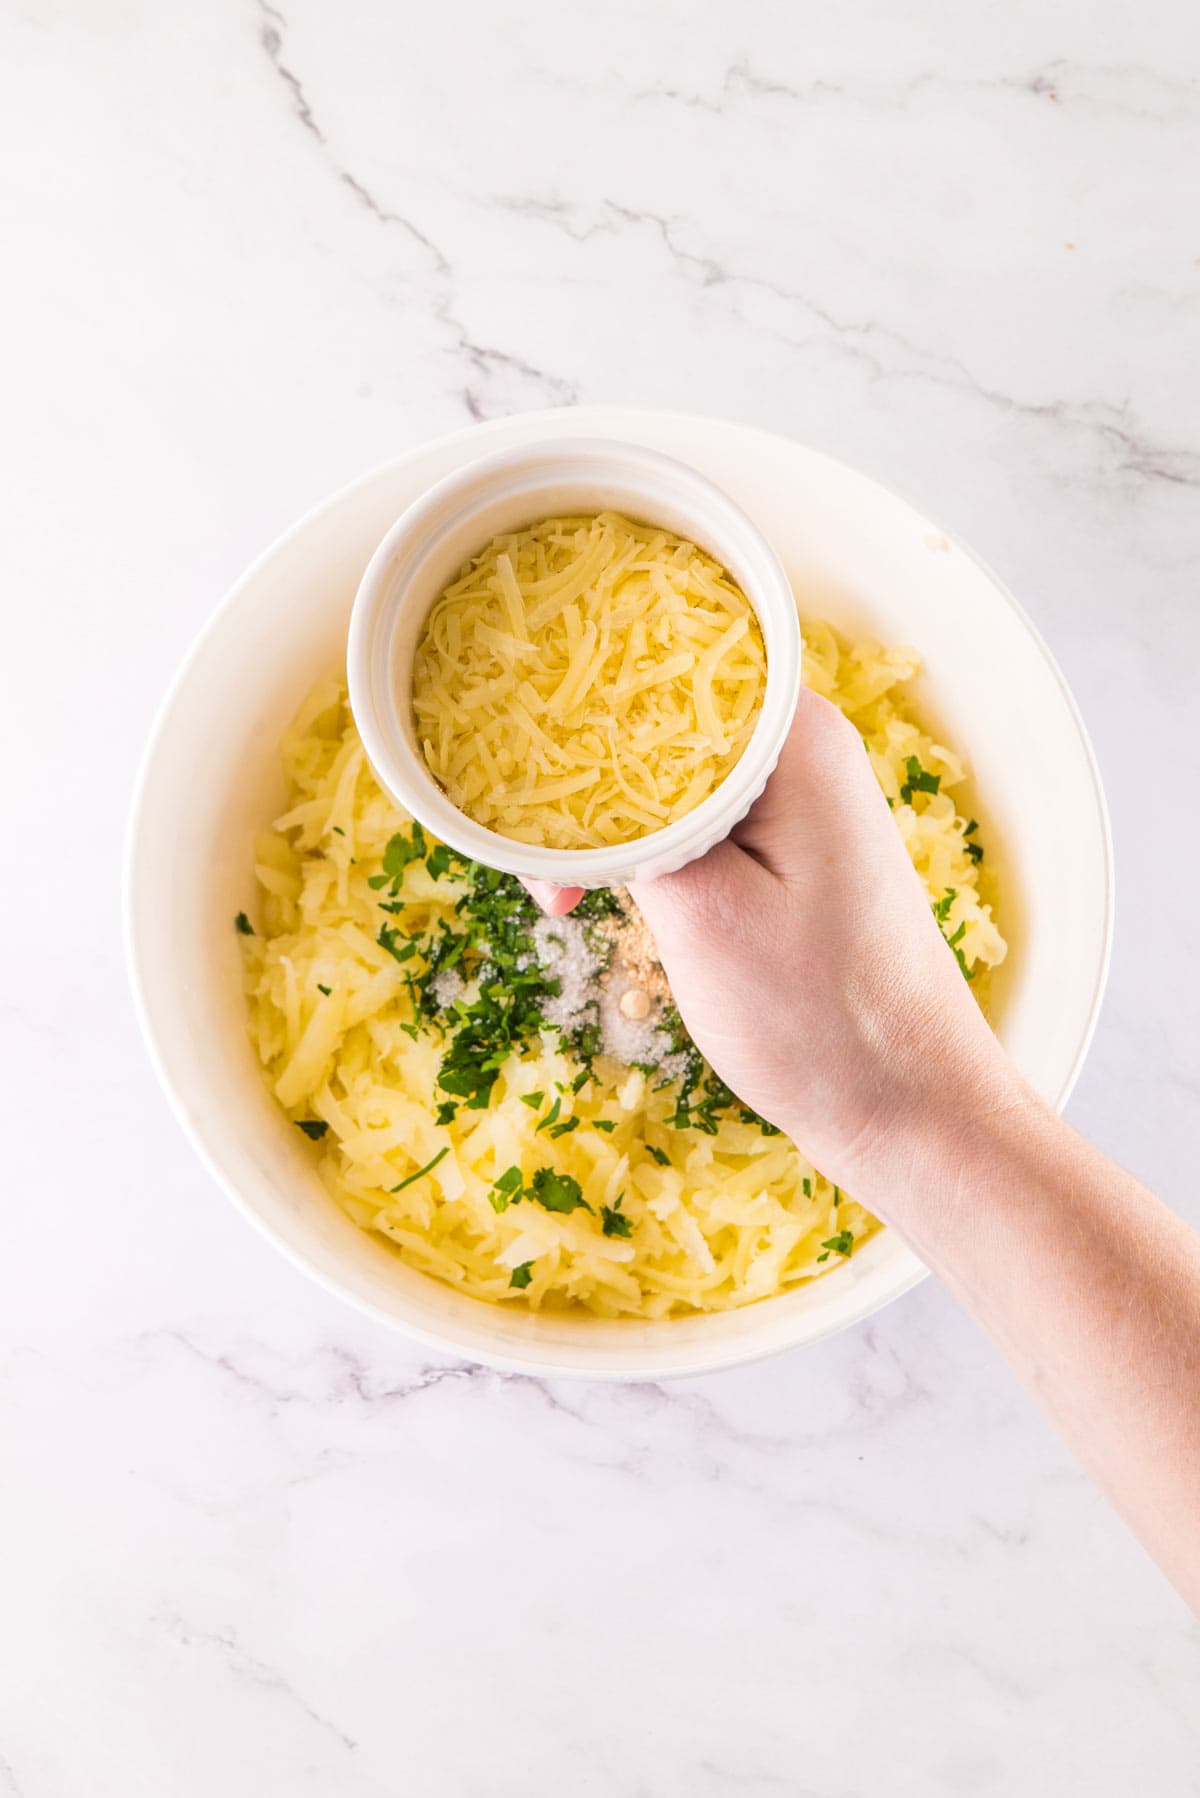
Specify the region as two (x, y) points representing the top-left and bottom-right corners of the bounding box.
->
(631, 834), (775, 944)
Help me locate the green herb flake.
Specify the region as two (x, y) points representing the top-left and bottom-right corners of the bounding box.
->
(332, 825), (345, 837)
(435, 1100), (458, 1127)
(234, 911), (255, 936)
(647, 1145), (671, 1167)
(489, 1165), (524, 1212)
(899, 755), (941, 805)
(933, 887), (957, 923)
(592, 1118), (617, 1134)
(964, 818), (979, 837)
(384, 827), (424, 877)
(802, 1176), (813, 1198)
(832, 1186), (841, 1207)
(816, 1229), (854, 1263)
(509, 1261), (534, 1290)
(377, 923), (419, 964)
(389, 1145), (450, 1193)
(535, 1096), (563, 1134)
(426, 843), (456, 881)
(529, 1167), (590, 1214)
(601, 1194), (633, 1239)
(316, 983), (332, 996)
(965, 841), (984, 864)
(548, 1115), (580, 1139)
(294, 1119), (328, 1140)
(520, 1091), (545, 1109)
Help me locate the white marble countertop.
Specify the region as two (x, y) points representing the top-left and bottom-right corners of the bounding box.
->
(3, 2), (1199, 1792)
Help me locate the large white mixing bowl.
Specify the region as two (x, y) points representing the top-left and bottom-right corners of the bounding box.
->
(125, 408), (1113, 1380)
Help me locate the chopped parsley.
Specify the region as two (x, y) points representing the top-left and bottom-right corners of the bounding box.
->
(964, 818), (979, 837)
(294, 1119), (328, 1140)
(548, 1115), (580, 1139)
(508, 1261), (534, 1290)
(816, 1229), (854, 1263)
(489, 1165), (524, 1212)
(535, 1096), (563, 1133)
(390, 1145), (450, 1192)
(377, 923), (419, 963)
(332, 825), (345, 837)
(351, 826), (780, 1141)
(528, 1167), (590, 1215)
(426, 842), (462, 882)
(234, 911), (255, 935)
(316, 983), (332, 996)
(965, 840), (984, 864)
(601, 1194), (633, 1239)
(832, 1186), (841, 1207)
(591, 1118), (616, 1133)
(933, 892), (978, 982)
(368, 828), (425, 893)
(573, 889), (623, 920)
(943, 917), (977, 983)
(646, 1145), (671, 1166)
(899, 755), (941, 805)
(802, 1176), (812, 1198)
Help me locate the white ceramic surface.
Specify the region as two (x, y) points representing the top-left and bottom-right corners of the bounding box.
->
(347, 437), (802, 886)
(126, 407), (1111, 1381)
(9, 6), (1200, 1790)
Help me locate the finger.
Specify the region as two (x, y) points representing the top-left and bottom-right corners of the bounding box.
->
(631, 835), (771, 939)
(520, 878), (586, 916)
(730, 687), (867, 874)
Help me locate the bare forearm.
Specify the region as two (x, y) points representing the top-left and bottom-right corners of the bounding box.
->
(860, 1097), (1200, 1610)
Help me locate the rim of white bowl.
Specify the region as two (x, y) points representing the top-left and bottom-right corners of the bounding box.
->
(124, 406), (1115, 1381)
(346, 437), (802, 886)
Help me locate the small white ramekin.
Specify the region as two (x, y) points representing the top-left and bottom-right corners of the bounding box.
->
(346, 438), (802, 886)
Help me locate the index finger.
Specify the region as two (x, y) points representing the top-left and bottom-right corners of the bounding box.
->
(519, 878), (586, 916)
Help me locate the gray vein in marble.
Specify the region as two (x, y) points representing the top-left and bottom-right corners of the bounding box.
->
(153, 1325), (935, 1459)
(692, 1762), (839, 1798)
(137, 1331), (1026, 1552)
(154, 1608), (358, 1753)
(251, 6), (1199, 478)
(255, 0), (448, 271)
(157, 1327), (582, 1425)
(253, 0), (575, 419)
(627, 57), (1200, 123)
(0, 1752), (21, 1798)
(495, 191), (1200, 491)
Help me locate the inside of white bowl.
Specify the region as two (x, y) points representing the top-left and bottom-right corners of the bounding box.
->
(127, 411), (1111, 1379)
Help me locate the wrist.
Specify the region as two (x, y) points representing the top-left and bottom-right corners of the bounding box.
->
(831, 1046), (1051, 1235)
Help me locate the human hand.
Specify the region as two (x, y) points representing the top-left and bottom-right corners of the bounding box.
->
(524, 688), (1023, 1208)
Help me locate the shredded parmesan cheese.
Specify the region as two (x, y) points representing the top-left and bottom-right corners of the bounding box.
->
(411, 512), (767, 849)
